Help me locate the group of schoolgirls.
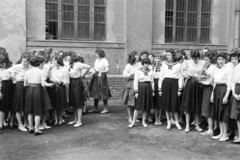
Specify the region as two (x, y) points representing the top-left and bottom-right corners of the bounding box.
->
(122, 48), (240, 143)
(0, 47), (112, 135)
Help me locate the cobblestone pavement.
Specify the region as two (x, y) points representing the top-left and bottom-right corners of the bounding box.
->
(0, 100), (240, 160)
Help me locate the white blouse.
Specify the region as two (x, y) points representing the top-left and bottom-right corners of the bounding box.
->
(133, 68), (154, 92)
(232, 64), (240, 84)
(43, 63), (54, 80)
(213, 64), (232, 90)
(24, 67), (45, 84)
(7, 64), (30, 82)
(200, 64), (216, 85)
(94, 58), (109, 72)
(123, 63), (141, 78)
(0, 68), (12, 87)
(182, 60), (205, 77)
(50, 66), (70, 84)
(158, 62), (183, 89)
(69, 62), (90, 78)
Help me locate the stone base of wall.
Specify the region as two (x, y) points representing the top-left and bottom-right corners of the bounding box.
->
(108, 76), (126, 100)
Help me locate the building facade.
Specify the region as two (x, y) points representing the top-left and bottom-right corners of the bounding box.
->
(0, 0), (240, 98)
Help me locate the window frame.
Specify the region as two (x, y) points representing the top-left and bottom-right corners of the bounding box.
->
(45, 0), (107, 41)
(165, 0), (212, 44)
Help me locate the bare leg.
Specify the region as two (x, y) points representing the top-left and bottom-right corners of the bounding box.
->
(101, 99), (108, 113)
(213, 122), (223, 139)
(185, 113), (190, 133)
(129, 110), (139, 128)
(165, 111), (171, 129)
(195, 114), (203, 132)
(73, 108), (83, 127)
(142, 111), (147, 127)
(201, 117), (213, 136)
(127, 106), (133, 123)
(0, 111), (5, 129)
(154, 109), (159, 125)
(10, 112), (15, 127)
(54, 110), (58, 126)
(59, 109), (64, 125)
(233, 121), (240, 142)
(158, 109), (162, 125)
(28, 114), (34, 130)
(34, 115), (43, 135)
(88, 99), (99, 112)
(219, 122), (229, 141)
(16, 112), (27, 131)
(174, 112), (182, 130)
(68, 108), (77, 124)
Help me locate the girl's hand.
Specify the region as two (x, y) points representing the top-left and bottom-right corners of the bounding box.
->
(153, 92), (155, 96)
(0, 92), (3, 100)
(135, 93), (138, 99)
(222, 96), (228, 104)
(177, 91), (181, 97)
(210, 94), (214, 103)
(233, 94), (240, 101)
(159, 91), (162, 96)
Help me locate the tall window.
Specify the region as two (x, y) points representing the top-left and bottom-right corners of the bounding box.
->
(46, 0), (106, 40)
(165, 0), (212, 43)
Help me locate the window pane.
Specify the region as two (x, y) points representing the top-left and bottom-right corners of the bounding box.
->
(78, 23), (90, 39)
(46, 21), (58, 39)
(94, 7), (105, 23)
(187, 28), (197, 42)
(62, 22), (74, 38)
(176, 0), (185, 11)
(94, 23), (105, 40)
(165, 26), (173, 42)
(78, 6), (90, 22)
(176, 27), (184, 41)
(166, 0), (173, 10)
(200, 28), (210, 43)
(201, 13), (211, 27)
(46, 11), (58, 21)
(78, 0), (90, 5)
(176, 17), (184, 26)
(94, 6), (105, 14)
(188, 0), (198, 12)
(46, 3), (58, 10)
(62, 0), (74, 4)
(202, 0), (211, 12)
(62, 5), (74, 21)
(94, 0), (105, 5)
(187, 13), (197, 27)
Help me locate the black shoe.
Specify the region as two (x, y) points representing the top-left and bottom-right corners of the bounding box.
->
(29, 129), (34, 134)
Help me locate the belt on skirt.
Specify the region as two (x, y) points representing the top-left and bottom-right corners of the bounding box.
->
(28, 83), (41, 87)
(216, 83), (226, 87)
(236, 83), (240, 86)
(2, 79), (12, 83)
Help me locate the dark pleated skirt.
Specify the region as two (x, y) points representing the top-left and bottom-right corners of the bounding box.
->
(162, 78), (180, 112)
(181, 78), (203, 114)
(0, 80), (14, 113)
(52, 84), (67, 110)
(89, 73), (112, 99)
(43, 87), (52, 111)
(24, 85), (46, 115)
(201, 84), (213, 118)
(82, 78), (90, 101)
(122, 78), (135, 107)
(211, 84), (230, 122)
(153, 78), (162, 110)
(135, 82), (153, 111)
(12, 81), (25, 113)
(230, 84), (240, 121)
(69, 77), (84, 109)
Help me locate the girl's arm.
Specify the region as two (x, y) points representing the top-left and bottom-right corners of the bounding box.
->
(180, 61), (189, 78)
(123, 64), (131, 78)
(133, 70), (139, 98)
(0, 77), (2, 100)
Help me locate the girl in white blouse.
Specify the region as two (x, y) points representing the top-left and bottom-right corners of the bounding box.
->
(122, 51), (141, 124)
(210, 52), (232, 141)
(7, 53), (31, 132)
(159, 49), (183, 130)
(24, 56), (47, 135)
(199, 51), (216, 136)
(230, 63), (240, 143)
(0, 48), (14, 133)
(129, 58), (154, 128)
(181, 49), (205, 133)
(88, 49), (111, 114)
(50, 56), (70, 126)
(68, 53), (90, 127)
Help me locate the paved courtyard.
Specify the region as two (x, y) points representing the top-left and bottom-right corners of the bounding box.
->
(0, 100), (240, 160)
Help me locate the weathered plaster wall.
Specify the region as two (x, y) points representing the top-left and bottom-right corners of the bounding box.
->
(26, 0), (45, 40)
(0, 0), (26, 63)
(152, 0), (166, 44)
(106, 0), (125, 42)
(124, 0), (153, 61)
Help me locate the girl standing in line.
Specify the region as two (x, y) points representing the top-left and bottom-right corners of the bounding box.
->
(88, 49), (111, 114)
(24, 56), (47, 135)
(7, 53), (31, 132)
(210, 52), (232, 141)
(0, 48), (14, 133)
(122, 51), (141, 123)
(68, 53), (90, 127)
(50, 56), (69, 126)
(181, 50), (205, 133)
(129, 58), (154, 128)
(152, 52), (163, 126)
(230, 63), (240, 143)
(159, 49), (183, 130)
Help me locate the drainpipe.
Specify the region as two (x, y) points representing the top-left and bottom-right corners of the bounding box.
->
(234, 10), (240, 48)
